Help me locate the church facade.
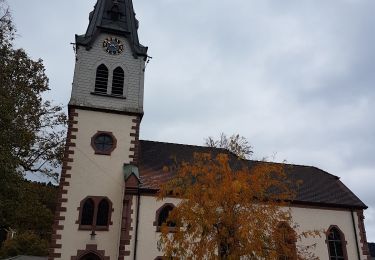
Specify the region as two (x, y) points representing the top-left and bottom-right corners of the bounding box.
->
(49, 0), (371, 259)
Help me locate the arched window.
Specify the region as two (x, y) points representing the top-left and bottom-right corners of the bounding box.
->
(81, 198), (94, 225)
(276, 222), (297, 260)
(154, 203), (176, 232)
(327, 226), (347, 260)
(96, 199), (110, 226)
(158, 205), (175, 227)
(111, 67), (124, 96)
(78, 196), (113, 231)
(94, 64), (109, 94)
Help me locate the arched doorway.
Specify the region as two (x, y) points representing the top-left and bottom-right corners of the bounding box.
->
(72, 244), (109, 260)
(79, 252), (102, 260)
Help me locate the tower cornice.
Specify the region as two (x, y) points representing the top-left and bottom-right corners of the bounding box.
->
(68, 104), (144, 120)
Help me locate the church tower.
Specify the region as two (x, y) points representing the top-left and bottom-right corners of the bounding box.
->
(49, 0), (148, 259)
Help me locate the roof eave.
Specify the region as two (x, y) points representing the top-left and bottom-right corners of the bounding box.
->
(137, 187), (368, 210)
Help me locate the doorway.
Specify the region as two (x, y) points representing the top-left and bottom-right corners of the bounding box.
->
(79, 252), (102, 260)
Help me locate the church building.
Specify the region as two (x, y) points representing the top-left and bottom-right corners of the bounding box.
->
(49, 0), (371, 259)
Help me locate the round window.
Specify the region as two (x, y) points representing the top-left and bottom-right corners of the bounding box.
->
(91, 132), (117, 155)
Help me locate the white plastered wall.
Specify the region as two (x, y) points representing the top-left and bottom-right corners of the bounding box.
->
(135, 196), (368, 260)
(292, 207), (367, 260)
(56, 109), (136, 260)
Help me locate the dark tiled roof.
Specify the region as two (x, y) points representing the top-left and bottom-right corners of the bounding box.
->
(138, 140), (367, 209)
(369, 243), (375, 257)
(76, 0), (148, 57)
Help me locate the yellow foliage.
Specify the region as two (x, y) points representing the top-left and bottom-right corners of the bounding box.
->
(158, 153), (320, 259)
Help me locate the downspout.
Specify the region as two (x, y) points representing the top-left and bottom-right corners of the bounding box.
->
(133, 184), (141, 260)
(351, 209), (361, 260)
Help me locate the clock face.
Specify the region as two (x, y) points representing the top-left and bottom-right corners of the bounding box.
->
(103, 37), (124, 55)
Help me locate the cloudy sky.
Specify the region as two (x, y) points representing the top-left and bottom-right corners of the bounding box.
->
(9, 0), (375, 241)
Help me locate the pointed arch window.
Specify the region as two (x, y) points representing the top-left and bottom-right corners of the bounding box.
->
(77, 196), (113, 231)
(96, 199), (110, 226)
(81, 198), (95, 226)
(327, 226), (348, 260)
(154, 203), (176, 232)
(111, 66), (124, 96)
(94, 64), (109, 94)
(276, 222), (297, 260)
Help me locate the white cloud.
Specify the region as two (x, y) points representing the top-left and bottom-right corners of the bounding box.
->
(10, 0), (375, 241)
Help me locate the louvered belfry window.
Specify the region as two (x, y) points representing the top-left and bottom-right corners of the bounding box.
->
(94, 64), (109, 94)
(111, 67), (124, 96)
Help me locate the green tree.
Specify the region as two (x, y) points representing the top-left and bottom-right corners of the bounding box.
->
(205, 133), (253, 159)
(0, 232), (49, 257)
(0, 0), (66, 182)
(0, 0), (65, 256)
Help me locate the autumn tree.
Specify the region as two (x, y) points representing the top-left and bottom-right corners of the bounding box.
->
(158, 147), (319, 259)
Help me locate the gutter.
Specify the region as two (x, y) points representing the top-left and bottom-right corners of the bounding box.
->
(351, 210), (361, 260)
(133, 183), (141, 260)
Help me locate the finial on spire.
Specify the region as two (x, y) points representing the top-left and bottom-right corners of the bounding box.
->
(76, 0), (148, 57)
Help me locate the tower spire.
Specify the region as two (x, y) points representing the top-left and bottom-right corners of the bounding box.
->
(76, 0), (148, 57)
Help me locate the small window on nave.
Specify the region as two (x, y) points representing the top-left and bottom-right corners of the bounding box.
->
(327, 226), (347, 260)
(275, 222), (297, 260)
(154, 204), (176, 232)
(94, 64), (109, 94)
(158, 205), (175, 227)
(111, 66), (124, 96)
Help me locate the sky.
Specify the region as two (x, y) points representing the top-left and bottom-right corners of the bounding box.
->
(8, 0), (375, 241)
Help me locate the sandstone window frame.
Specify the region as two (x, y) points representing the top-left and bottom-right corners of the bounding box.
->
(326, 225), (348, 260)
(91, 131), (117, 155)
(77, 196), (113, 231)
(275, 222), (297, 260)
(71, 244), (110, 260)
(153, 203), (176, 232)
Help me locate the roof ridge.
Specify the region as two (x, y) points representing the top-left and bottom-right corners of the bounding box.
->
(139, 139), (228, 151)
(139, 139), (338, 175)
